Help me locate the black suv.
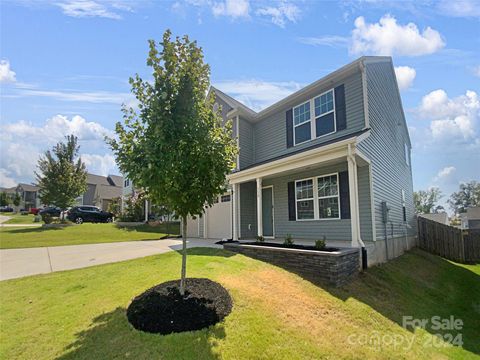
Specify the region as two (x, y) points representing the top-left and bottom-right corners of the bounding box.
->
(39, 207), (62, 217)
(66, 206), (114, 224)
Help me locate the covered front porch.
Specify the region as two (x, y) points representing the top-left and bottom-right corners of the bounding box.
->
(228, 136), (373, 249)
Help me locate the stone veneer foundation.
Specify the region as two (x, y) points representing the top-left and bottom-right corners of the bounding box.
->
(223, 243), (360, 287)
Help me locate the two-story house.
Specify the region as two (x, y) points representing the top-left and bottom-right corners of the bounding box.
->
(186, 56), (415, 265)
(76, 173), (123, 211)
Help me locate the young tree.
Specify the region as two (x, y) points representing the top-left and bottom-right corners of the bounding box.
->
(413, 188), (443, 214)
(448, 180), (480, 214)
(108, 30), (237, 295)
(0, 192), (8, 207)
(35, 135), (87, 210)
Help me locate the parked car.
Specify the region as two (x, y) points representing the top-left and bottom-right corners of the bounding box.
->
(39, 207), (62, 217)
(30, 208), (40, 215)
(66, 206), (114, 224)
(0, 206), (13, 212)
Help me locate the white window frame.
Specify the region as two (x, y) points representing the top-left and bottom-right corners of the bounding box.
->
(293, 100), (312, 146)
(313, 89), (336, 139)
(295, 178), (316, 221)
(295, 172), (341, 221)
(292, 88), (337, 147)
(317, 173), (340, 220)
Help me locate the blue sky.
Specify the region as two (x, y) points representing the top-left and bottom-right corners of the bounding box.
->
(1, 0), (479, 211)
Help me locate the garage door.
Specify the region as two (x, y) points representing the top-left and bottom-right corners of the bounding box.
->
(186, 216), (199, 238)
(207, 194), (232, 239)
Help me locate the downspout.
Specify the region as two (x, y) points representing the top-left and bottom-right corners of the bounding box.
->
(348, 144), (367, 269)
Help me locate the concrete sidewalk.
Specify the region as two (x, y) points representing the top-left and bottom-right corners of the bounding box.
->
(0, 238), (220, 281)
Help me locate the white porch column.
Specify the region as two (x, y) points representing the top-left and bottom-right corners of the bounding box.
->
(144, 199), (149, 222)
(232, 184), (239, 241)
(347, 155), (360, 248)
(256, 178), (263, 237)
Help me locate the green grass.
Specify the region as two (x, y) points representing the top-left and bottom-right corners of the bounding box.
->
(0, 248), (478, 359)
(0, 223), (180, 249)
(1, 213), (39, 224)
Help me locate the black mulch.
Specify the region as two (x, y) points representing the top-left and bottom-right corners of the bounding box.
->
(126, 278), (232, 335)
(214, 239), (238, 245)
(243, 242), (339, 252)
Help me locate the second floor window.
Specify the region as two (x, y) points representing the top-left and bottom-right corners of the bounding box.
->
(293, 101), (311, 145)
(314, 90), (336, 137)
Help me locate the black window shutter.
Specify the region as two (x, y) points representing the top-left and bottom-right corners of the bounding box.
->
(286, 109), (294, 148)
(287, 181), (296, 221)
(339, 171), (350, 219)
(335, 84), (346, 131)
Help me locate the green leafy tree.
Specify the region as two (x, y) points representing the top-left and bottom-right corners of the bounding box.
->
(35, 135), (87, 210)
(107, 197), (122, 217)
(413, 188), (443, 214)
(108, 30), (237, 295)
(12, 193), (21, 207)
(0, 192), (8, 207)
(448, 180), (480, 214)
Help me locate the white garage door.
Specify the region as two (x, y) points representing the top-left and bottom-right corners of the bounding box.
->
(207, 194), (232, 239)
(186, 216), (199, 238)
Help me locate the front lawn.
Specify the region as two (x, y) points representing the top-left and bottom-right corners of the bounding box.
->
(1, 213), (39, 225)
(0, 248), (478, 359)
(0, 223), (180, 249)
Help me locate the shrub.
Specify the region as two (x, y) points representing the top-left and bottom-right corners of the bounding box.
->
(315, 236), (326, 250)
(20, 211), (29, 215)
(33, 215), (42, 223)
(41, 213), (53, 224)
(255, 235), (264, 243)
(283, 234), (294, 246)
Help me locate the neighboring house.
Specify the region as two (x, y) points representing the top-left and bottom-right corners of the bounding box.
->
(16, 183), (41, 210)
(459, 207), (480, 230)
(77, 173), (123, 211)
(121, 177), (151, 221)
(186, 56), (416, 266)
(418, 213), (449, 225)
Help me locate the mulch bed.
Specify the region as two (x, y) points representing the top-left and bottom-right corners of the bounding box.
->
(214, 239), (238, 245)
(126, 278), (232, 335)
(243, 242), (339, 252)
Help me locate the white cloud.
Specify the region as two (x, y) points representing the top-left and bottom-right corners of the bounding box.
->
(394, 66), (416, 91)
(0, 115), (117, 185)
(56, 0), (123, 19)
(417, 90), (479, 141)
(9, 87), (133, 104)
(350, 15), (445, 56)
(81, 154), (118, 176)
(256, 1), (301, 27)
(437, 0), (480, 18)
(0, 169), (17, 188)
(0, 60), (16, 83)
(297, 35), (349, 48)
(212, 0), (249, 18)
(433, 166), (456, 182)
(214, 79), (303, 111)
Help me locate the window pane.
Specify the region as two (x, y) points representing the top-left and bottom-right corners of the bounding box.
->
(297, 199), (314, 219)
(315, 90), (334, 117)
(296, 179), (313, 199)
(295, 122), (311, 144)
(318, 175), (338, 197)
(294, 102), (311, 126)
(221, 195), (231, 202)
(316, 112), (335, 137)
(319, 197), (339, 219)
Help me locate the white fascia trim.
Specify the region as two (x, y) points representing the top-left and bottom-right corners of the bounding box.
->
(228, 137), (357, 184)
(355, 149), (371, 164)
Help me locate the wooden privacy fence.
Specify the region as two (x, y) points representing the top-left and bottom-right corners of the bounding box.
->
(417, 216), (480, 263)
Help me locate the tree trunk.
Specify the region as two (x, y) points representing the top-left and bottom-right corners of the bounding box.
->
(179, 216), (188, 296)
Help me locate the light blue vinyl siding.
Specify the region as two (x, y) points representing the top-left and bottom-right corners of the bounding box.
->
(239, 117), (254, 169)
(252, 71), (365, 164)
(238, 165), (373, 242)
(358, 61), (415, 240)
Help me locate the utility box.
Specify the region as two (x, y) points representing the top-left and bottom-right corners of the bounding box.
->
(381, 201), (390, 224)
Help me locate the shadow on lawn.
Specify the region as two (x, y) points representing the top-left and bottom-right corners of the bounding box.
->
(326, 249), (480, 356)
(3, 226), (63, 234)
(57, 307), (226, 360)
(172, 247), (236, 258)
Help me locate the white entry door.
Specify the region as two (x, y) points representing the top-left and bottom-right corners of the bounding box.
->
(207, 194), (232, 239)
(186, 216), (199, 238)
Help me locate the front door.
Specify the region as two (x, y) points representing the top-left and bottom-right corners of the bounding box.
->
(262, 187), (274, 237)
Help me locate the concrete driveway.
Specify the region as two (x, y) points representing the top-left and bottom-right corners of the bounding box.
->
(0, 238), (221, 281)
